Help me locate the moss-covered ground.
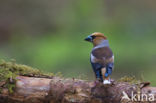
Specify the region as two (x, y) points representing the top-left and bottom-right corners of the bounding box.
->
(0, 60), (54, 93)
(117, 76), (141, 84)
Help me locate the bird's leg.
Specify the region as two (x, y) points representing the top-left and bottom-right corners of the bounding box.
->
(102, 67), (111, 84)
(101, 67), (106, 80)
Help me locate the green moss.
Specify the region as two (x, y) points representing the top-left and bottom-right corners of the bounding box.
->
(118, 76), (141, 84)
(0, 60), (54, 93)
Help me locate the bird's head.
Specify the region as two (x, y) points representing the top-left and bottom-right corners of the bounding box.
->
(84, 32), (107, 46)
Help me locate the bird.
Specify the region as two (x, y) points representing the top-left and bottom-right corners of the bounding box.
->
(84, 32), (114, 84)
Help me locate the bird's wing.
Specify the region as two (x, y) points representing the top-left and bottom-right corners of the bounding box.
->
(91, 47), (114, 66)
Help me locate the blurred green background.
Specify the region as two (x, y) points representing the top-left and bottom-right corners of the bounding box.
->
(0, 0), (156, 85)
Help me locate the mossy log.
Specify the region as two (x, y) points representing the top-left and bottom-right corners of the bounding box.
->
(0, 61), (156, 103)
(0, 76), (156, 103)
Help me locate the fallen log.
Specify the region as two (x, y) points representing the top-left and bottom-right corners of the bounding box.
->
(0, 76), (156, 103)
(0, 61), (156, 103)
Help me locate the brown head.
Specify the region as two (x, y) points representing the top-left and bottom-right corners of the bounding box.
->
(84, 32), (107, 46)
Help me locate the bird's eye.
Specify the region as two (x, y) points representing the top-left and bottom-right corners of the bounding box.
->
(91, 35), (96, 39)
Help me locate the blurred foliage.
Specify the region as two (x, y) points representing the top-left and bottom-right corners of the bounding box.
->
(0, 0), (156, 85)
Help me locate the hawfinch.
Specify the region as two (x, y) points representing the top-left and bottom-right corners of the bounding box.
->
(85, 32), (114, 84)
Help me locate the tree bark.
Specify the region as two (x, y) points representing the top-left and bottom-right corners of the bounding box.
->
(0, 76), (156, 103)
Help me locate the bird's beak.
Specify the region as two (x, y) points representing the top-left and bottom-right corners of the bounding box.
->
(84, 36), (92, 42)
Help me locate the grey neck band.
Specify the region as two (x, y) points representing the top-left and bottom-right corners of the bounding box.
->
(93, 40), (109, 50)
